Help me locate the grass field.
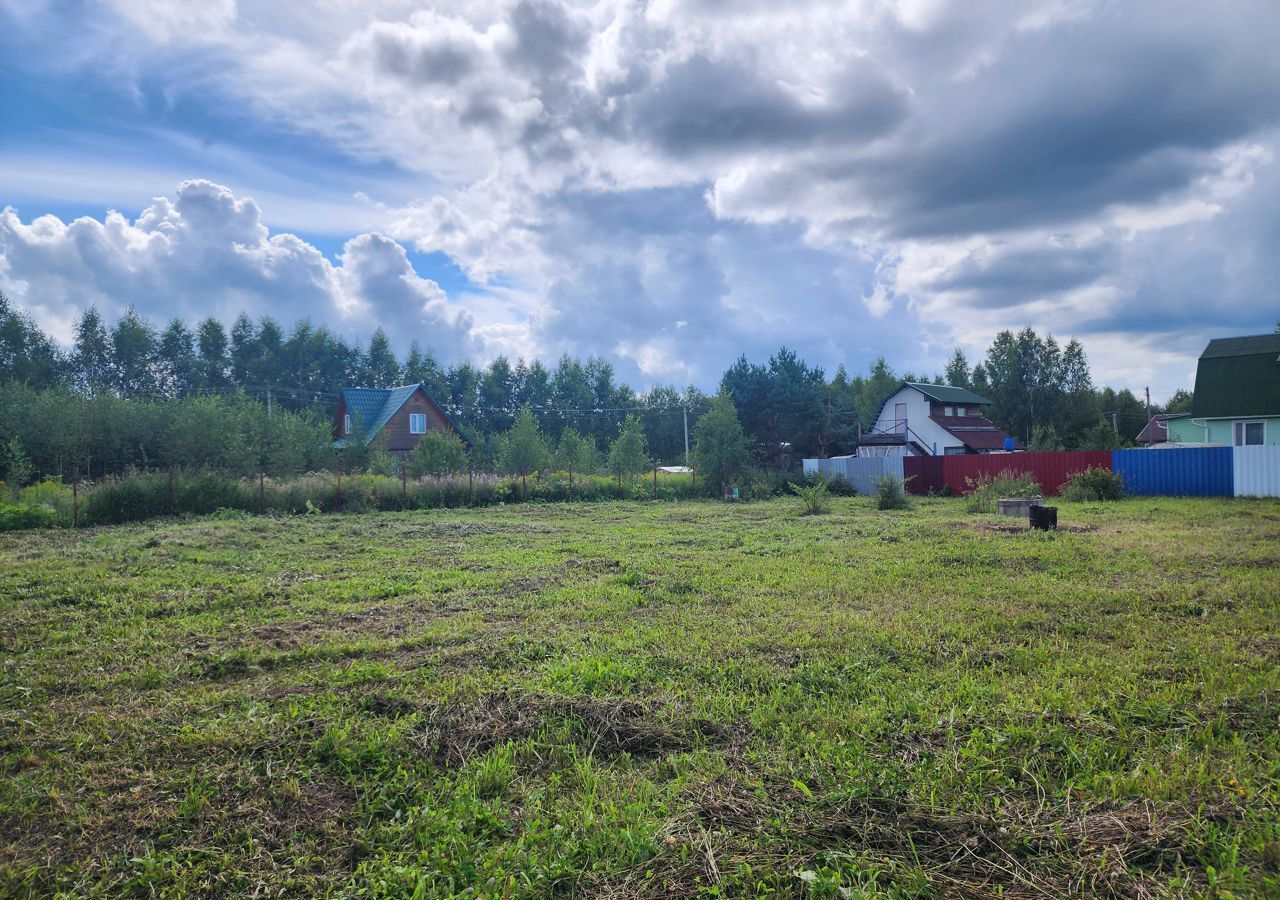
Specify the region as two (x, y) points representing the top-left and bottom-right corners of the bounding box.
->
(2, 496), (1278, 898)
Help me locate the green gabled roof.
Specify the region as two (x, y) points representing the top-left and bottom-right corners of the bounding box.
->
(1190, 334), (1280, 418)
(1200, 334), (1280, 359)
(340, 388), (393, 439)
(367, 384), (422, 436)
(902, 382), (993, 406)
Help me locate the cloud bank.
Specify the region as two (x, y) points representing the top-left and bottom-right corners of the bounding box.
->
(1, 0), (1278, 393)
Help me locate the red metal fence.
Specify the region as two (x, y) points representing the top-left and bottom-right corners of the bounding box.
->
(902, 456), (946, 494)
(904, 451), (1113, 496)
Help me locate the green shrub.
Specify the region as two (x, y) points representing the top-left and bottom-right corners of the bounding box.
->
(790, 479), (832, 515)
(1061, 466), (1125, 502)
(0, 503), (58, 531)
(963, 469), (1042, 514)
(874, 474), (910, 510)
(807, 471), (856, 496)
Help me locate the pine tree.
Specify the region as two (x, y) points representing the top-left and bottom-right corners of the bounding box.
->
(196, 317), (231, 390)
(73, 307), (114, 396)
(158, 318), (197, 396)
(365, 328), (402, 387)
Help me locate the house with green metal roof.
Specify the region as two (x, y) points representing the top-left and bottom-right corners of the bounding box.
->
(1166, 334), (1280, 446)
(333, 383), (462, 453)
(862, 382), (1019, 456)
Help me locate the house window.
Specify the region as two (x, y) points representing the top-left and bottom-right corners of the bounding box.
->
(956, 407), (966, 417)
(1234, 421), (1265, 446)
(409, 413), (427, 435)
(344, 414), (351, 435)
(944, 406), (954, 417)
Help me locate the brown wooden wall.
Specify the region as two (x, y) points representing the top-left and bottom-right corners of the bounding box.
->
(382, 390), (455, 452)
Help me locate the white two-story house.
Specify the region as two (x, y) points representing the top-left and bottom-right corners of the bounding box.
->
(859, 382), (1019, 457)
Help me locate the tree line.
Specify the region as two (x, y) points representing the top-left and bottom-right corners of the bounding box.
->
(0, 293), (1189, 486)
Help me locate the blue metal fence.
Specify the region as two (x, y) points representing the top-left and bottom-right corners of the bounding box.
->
(1111, 447), (1235, 496)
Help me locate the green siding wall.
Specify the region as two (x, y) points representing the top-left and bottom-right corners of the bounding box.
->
(1166, 416), (1280, 445)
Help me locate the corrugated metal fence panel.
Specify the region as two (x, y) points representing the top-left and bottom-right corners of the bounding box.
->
(845, 455), (902, 496)
(1112, 447), (1234, 496)
(941, 451), (1113, 496)
(801, 456), (904, 494)
(903, 456), (945, 495)
(1232, 445), (1280, 497)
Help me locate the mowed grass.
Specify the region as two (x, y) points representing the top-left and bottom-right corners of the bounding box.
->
(1, 497), (1278, 898)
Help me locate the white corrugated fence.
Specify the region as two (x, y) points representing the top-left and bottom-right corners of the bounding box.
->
(1233, 445), (1280, 498)
(801, 455), (905, 495)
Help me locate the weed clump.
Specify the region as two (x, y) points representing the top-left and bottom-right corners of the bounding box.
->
(1061, 466), (1125, 502)
(963, 468), (1041, 514)
(790, 479), (832, 515)
(874, 474), (910, 510)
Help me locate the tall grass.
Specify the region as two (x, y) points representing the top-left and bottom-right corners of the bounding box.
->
(0, 468), (731, 530)
(962, 469), (1042, 514)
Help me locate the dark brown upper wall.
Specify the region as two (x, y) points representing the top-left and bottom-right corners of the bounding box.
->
(333, 395), (348, 440)
(382, 389), (456, 452)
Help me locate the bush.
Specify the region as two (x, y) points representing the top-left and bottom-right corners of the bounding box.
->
(874, 474), (910, 510)
(963, 469), (1042, 514)
(1061, 466), (1125, 502)
(824, 474), (857, 496)
(0, 503), (58, 531)
(790, 479), (832, 514)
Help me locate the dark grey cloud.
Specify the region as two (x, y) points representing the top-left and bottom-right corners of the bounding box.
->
(874, 26), (1280, 238)
(618, 54), (908, 156)
(371, 32), (477, 85)
(925, 243), (1116, 309)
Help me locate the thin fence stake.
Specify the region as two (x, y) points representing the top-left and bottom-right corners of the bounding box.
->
(72, 465), (78, 529)
(168, 465), (175, 510)
(259, 468), (265, 513)
(402, 462), (408, 504)
(653, 466), (658, 497)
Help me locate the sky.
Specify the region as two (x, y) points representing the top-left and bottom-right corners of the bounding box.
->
(1, 0), (1277, 399)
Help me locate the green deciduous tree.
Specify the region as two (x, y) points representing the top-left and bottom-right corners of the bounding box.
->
(0, 292), (61, 388)
(410, 429), (468, 478)
(555, 426), (597, 475)
(607, 414), (649, 484)
(499, 407), (550, 486)
(692, 393), (750, 494)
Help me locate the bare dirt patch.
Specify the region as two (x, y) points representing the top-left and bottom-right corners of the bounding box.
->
(415, 691), (747, 764)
